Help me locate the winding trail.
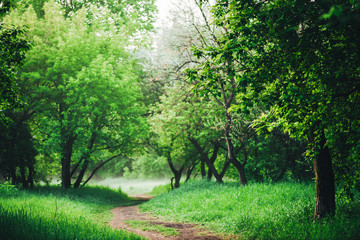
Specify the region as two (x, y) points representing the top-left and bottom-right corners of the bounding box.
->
(109, 194), (225, 240)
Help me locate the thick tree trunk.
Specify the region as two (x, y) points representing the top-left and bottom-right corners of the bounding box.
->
(61, 140), (74, 189)
(174, 171), (181, 188)
(59, 102), (74, 189)
(313, 134), (335, 221)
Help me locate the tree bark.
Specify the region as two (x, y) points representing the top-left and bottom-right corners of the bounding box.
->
(74, 133), (96, 188)
(201, 160), (206, 179)
(223, 120), (247, 185)
(174, 171), (182, 188)
(185, 163), (197, 182)
(220, 77), (247, 185)
(167, 151), (185, 189)
(73, 159), (89, 188)
(232, 160), (247, 185)
(59, 102), (75, 189)
(61, 138), (74, 188)
(313, 133), (335, 221)
(207, 142), (219, 180)
(189, 138), (225, 183)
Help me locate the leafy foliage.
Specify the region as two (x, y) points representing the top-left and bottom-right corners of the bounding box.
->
(0, 24), (29, 118)
(3, 0), (150, 187)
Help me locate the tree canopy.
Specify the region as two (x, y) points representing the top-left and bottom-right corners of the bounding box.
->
(1, 0), (359, 222)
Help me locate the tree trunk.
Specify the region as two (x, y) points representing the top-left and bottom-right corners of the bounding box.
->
(61, 139), (74, 189)
(28, 164), (34, 188)
(224, 128), (247, 185)
(231, 159), (247, 185)
(219, 155), (231, 180)
(59, 102), (74, 189)
(10, 164), (17, 185)
(185, 164), (196, 182)
(207, 142), (219, 180)
(166, 151), (185, 189)
(19, 159), (28, 188)
(313, 134), (335, 221)
(73, 159), (89, 188)
(74, 133), (96, 188)
(222, 104), (247, 185)
(207, 168), (213, 180)
(174, 171), (181, 188)
(189, 138), (223, 183)
(201, 160), (206, 179)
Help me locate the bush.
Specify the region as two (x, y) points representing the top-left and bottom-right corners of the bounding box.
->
(0, 184), (19, 197)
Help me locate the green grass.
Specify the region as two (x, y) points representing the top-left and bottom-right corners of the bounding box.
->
(125, 219), (179, 236)
(0, 184), (145, 240)
(150, 182), (172, 196)
(141, 181), (360, 240)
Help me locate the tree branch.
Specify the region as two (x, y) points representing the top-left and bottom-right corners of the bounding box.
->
(81, 154), (122, 187)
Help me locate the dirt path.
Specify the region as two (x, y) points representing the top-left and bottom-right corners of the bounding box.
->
(109, 195), (224, 240)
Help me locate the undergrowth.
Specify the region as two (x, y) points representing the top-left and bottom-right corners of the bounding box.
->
(150, 182), (172, 196)
(0, 184), (144, 240)
(141, 181), (360, 240)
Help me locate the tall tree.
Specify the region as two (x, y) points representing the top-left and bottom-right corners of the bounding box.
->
(4, 1), (149, 188)
(207, 0), (360, 219)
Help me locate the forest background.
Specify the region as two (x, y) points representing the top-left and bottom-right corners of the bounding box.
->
(1, 0), (359, 224)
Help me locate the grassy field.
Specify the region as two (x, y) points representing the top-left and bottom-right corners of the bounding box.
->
(141, 181), (360, 240)
(0, 184), (144, 240)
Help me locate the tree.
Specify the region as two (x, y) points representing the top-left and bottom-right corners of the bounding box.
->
(143, 0), (235, 184)
(0, 0), (33, 187)
(186, 25), (250, 185)
(4, 1), (149, 188)
(0, 18), (29, 120)
(56, 0), (157, 47)
(0, 112), (37, 188)
(208, 0), (360, 220)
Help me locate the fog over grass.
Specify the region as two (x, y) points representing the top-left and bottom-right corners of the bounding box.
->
(88, 177), (170, 195)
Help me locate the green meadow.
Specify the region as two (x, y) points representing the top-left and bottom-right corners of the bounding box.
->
(0, 184), (144, 240)
(142, 181), (360, 240)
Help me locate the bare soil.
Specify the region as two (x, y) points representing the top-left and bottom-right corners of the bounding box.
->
(109, 194), (226, 240)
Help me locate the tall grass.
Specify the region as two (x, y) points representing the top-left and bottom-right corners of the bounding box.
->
(0, 184), (144, 240)
(141, 181), (360, 240)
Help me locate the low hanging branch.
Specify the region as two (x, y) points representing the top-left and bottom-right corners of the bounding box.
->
(80, 153), (122, 187)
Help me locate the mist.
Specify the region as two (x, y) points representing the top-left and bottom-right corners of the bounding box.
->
(88, 177), (170, 195)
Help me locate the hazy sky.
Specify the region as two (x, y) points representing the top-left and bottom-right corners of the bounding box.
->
(155, 0), (172, 27)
